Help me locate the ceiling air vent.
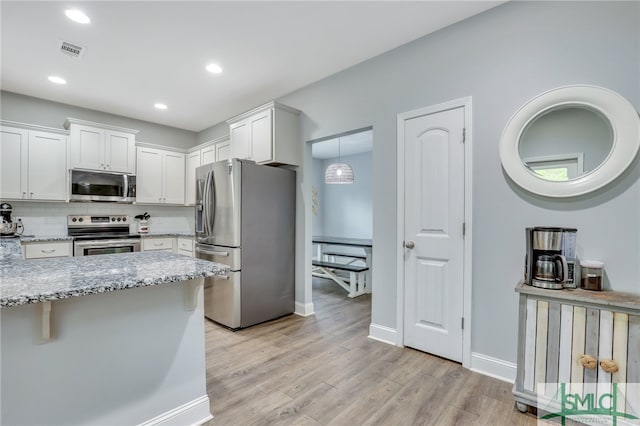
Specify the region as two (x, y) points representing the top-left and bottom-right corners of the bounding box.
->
(58, 40), (86, 59)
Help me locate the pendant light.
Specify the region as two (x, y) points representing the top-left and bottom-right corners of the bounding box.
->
(325, 137), (354, 184)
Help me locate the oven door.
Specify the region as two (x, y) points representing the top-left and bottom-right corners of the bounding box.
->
(74, 239), (141, 256)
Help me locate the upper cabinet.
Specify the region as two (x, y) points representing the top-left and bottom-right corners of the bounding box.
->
(0, 124), (67, 201)
(184, 136), (230, 205)
(226, 101), (301, 166)
(136, 145), (185, 205)
(65, 118), (137, 174)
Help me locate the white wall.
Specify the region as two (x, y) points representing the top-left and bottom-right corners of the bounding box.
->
(11, 201), (194, 237)
(311, 158), (325, 237)
(273, 1), (639, 365)
(319, 152), (373, 239)
(0, 91), (198, 149)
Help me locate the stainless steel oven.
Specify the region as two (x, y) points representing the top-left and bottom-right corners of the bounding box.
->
(74, 238), (141, 256)
(68, 215), (141, 257)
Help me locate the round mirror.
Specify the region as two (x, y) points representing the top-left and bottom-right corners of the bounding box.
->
(500, 85), (640, 197)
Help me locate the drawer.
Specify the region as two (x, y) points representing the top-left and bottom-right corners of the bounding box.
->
(195, 244), (240, 270)
(142, 238), (175, 251)
(177, 238), (194, 252)
(178, 248), (193, 257)
(24, 241), (72, 259)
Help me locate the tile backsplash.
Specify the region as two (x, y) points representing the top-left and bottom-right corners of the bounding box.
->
(9, 201), (194, 236)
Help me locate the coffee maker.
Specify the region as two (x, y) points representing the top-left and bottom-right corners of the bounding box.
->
(525, 227), (577, 289)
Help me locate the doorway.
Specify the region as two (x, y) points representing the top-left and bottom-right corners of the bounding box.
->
(310, 128), (373, 309)
(396, 98), (473, 366)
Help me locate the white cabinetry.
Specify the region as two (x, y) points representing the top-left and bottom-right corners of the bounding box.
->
(177, 237), (194, 257)
(136, 146), (185, 204)
(226, 101), (300, 166)
(65, 118), (137, 174)
(184, 136), (230, 206)
(142, 237), (175, 252)
(23, 241), (73, 259)
(0, 124), (67, 201)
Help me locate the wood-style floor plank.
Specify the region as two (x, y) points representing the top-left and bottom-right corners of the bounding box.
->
(205, 277), (536, 425)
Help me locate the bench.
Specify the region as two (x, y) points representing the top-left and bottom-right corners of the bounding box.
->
(311, 259), (369, 298)
(322, 251), (366, 265)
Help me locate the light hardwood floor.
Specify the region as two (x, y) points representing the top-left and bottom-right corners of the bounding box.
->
(204, 278), (539, 425)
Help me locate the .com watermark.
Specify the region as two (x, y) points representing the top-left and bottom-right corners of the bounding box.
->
(536, 383), (639, 425)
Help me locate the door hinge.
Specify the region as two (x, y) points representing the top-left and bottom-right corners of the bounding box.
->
(461, 317), (464, 330)
(462, 222), (466, 236)
(462, 128), (466, 143)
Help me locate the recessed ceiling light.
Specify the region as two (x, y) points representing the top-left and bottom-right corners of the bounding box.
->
(65, 9), (91, 24)
(206, 63), (223, 74)
(154, 103), (168, 110)
(48, 76), (67, 85)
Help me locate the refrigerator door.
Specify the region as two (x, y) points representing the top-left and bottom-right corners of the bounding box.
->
(203, 271), (241, 329)
(195, 159), (241, 247)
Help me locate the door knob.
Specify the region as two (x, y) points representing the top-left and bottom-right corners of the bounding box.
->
(403, 241), (415, 249)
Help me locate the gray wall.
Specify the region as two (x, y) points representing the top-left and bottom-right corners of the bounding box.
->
(195, 121), (230, 145)
(319, 152), (373, 239)
(271, 1), (639, 364)
(0, 91), (198, 149)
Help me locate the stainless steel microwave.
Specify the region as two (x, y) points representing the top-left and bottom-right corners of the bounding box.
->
(69, 169), (136, 203)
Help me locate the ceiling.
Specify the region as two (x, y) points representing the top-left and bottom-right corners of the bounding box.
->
(312, 129), (372, 160)
(1, 1), (503, 132)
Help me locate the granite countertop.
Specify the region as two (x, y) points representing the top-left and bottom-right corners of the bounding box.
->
(138, 233), (195, 238)
(0, 239), (227, 307)
(20, 235), (75, 243)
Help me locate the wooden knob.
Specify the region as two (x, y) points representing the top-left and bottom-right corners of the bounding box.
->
(580, 354), (597, 369)
(600, 359), (619, 373)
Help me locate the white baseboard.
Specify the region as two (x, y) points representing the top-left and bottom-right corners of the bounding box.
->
(137, 395), (213, 426)
(294, 301), (314, 317)
(368, 323), (397, 345)
(470, 352), (517, 383)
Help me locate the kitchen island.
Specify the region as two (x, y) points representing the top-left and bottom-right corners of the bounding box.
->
(0, 238), (227, 425)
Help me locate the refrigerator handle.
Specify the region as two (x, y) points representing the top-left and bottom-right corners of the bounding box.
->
(203, 170), (213, 237)
(195, 246), (229, 257)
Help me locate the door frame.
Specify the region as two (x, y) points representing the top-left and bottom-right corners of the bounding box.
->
(395, 97), (473, 368)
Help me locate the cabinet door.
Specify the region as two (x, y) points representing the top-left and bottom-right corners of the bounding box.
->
(28, 131), (67, 201)
(230, 120), (250, 160)
(163, 152), (185, 204)
(249, 109), (273, 163)
(185, 151), (201, 205)
(105, 130), (135, 173)
(215, 140), (231, 162)
(201, 146), (215, 165)
(70, 124), (104, 170)
(136, 147), (163, 203)
(0, 126), (28, 199)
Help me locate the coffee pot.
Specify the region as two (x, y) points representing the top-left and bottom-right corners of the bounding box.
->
(525, 227), (577, 289)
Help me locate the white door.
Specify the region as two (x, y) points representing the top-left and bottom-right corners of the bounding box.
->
(215, 140), (231, 161)
(71, 124), (104, 170)
(28, 131), (67, 201)
(249, 109), (273, 163)
(136, 147), (163, 203)
(185, 151), (201, 205)
(201, 146), (215, 165)
(163, 152), (185, 204)
(403, 106), (465, 362)
(229, 121), (250, 160)
(104, 130), (135, 173)
(0, 126), (28, 199)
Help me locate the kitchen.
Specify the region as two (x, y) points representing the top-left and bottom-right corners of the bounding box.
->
(2, 1), (640, 425)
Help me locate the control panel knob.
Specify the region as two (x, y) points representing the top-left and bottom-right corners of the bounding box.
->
(117, 218), (121, 222)
(78, 218), (83, 222)
(111, 218), (116, 222)
(72, 218), (77, 222)
(122, 217), (127, 222)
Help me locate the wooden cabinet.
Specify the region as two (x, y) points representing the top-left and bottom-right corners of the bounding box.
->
(514, 282), (640, 414)
(0, 125), (67, 201)
(136, 146), (185, 205)
(184, 136), (230, 205)
(142, 237), (175, 252)
(226, 101), (300, 166)
(23, 241), (73, 259)
(65, 119), (137, 174)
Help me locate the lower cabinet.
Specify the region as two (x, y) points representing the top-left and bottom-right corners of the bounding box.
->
(23, 241), (73, 259)
(514, 282), (640, 415)
(177, 237), (194, 257)
(141, 237), (175, 252)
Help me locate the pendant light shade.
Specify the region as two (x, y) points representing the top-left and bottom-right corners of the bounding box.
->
(325, 137), (354, 184)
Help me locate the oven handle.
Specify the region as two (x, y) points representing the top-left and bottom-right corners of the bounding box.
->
(74, 239), (142, 249)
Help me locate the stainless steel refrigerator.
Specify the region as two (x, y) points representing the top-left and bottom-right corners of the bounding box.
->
(195, 158), (295, 329)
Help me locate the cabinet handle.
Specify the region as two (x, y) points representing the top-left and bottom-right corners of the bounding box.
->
(41, 249), (56, 254)
(22, 192), (26, 198)
(580, 354), (598, 369)
(600, 359), (619, 373)
(153, 242), (164, 247)
(101, 163), (104, 168)
(30, 192), (34, 198)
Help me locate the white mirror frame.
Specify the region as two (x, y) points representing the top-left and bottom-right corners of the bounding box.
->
(500, 85), (640, 198)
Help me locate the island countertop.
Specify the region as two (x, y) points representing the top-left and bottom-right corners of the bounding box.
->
(0, 239), (227, 307)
